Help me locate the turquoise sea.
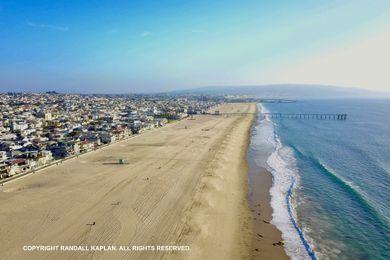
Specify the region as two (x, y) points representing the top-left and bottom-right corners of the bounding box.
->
(250, 99), (390, 259)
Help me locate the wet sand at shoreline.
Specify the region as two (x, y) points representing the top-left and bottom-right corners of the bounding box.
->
(0, 102), (287, 260)
(248, 167), (289, 259)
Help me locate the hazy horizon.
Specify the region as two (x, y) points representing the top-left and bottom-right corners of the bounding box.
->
(1, 1), (389, 93)
(3, 84), (390, 99)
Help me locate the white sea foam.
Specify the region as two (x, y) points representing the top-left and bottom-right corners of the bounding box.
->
(260, 104), (311, 260)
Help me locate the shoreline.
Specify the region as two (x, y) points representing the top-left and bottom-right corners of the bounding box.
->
(0, 102), (288, 259)
(247, 106), (289, 259)
(247, 166), (289, 259)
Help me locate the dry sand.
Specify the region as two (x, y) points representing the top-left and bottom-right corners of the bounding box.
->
(0, 103), (287, 260)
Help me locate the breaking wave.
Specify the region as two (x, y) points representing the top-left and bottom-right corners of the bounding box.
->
(262, 104), (317, 260)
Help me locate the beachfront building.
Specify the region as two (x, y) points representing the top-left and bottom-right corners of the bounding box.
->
(100, 132), (116, 144)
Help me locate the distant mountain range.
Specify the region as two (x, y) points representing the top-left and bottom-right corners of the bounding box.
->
(171, 84), (390, 99)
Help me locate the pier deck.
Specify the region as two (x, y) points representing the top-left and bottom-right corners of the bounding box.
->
(210, 112), (347, 120)
(261, 113), (347, 120)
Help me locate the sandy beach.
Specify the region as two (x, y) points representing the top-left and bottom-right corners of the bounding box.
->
(0, 103), (286, 260)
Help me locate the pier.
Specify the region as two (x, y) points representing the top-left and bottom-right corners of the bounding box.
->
(261, 113), (347, 120)
(258, 99), (296, 103)
(209, 112), (347, 120)
(225, 98), (296, 103)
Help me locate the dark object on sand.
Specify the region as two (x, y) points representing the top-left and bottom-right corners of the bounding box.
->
(273, 241), (284, 246)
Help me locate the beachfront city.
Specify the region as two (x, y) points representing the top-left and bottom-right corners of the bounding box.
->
(0, 92), (220, 180)
(1, 1), (390, 260)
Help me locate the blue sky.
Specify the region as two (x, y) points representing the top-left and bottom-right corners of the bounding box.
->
(0, 0), (389, 93)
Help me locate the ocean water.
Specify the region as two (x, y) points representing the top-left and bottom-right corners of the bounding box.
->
(251, 99), (390, 259)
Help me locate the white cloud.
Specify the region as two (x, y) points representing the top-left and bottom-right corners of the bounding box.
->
(26, 20), (69, 32)
(266, 30), (390, 91)
(141, 31), (151, 37)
